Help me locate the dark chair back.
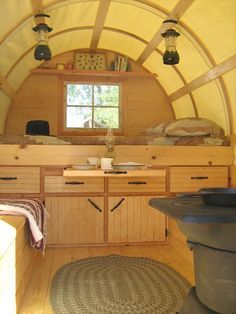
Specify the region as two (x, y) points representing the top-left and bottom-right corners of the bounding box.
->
(26, 120), (50, 135)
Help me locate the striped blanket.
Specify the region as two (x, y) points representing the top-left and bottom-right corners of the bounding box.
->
(0, 198), (48, 252)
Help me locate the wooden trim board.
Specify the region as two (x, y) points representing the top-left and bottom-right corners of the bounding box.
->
(0, 145), (233, 166)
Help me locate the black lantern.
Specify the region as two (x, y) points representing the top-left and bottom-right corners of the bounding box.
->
(32, 13), (53, 61)
(161, 20), (180, 65)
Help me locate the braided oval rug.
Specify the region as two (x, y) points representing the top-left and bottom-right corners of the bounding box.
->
(50, 254), (190, 314)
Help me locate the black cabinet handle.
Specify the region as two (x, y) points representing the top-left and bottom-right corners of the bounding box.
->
(87, 198), (102, 212)
(128, 181), (147, 185)
(110, 198), (125, 212)
(65, 181), (84, 185)
(104, 171), (127, 174)
(190, 176), (208, 180)
(0, 177), (17, 180)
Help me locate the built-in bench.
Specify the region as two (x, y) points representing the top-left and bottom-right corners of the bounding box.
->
(0, 216), (39, 313)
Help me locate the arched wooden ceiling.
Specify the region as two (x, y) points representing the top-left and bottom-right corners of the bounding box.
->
(0, 0), (236, 135)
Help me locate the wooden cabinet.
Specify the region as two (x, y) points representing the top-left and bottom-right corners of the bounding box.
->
(108, 196), (166, 243)
(44, 169), (167, 246)
(0, 166), (40, 193)
(45, 196), (104, 245)
(107, 169), (167, 244)
(0, 164), (230, 247)
(169, 166), (229, 192)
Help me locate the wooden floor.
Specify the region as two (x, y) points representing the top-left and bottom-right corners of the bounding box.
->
(18, 240), (194, 314)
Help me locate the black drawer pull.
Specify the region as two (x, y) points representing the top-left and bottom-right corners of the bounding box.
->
(87, 198), (102, 212)
(104, 171), (127, 174)
(0, 177), (17, 180)
(190, 176), (208, 180)
(110, 198), (125, 212)
(65, 181), (85, 185)
(128, 181), (147, 185)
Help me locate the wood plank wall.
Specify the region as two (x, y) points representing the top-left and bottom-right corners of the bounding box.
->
(4, 51), (173, 137)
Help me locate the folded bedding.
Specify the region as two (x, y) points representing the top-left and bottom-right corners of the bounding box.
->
(144, 117), (227, 146)
(0, 198), (48, 252)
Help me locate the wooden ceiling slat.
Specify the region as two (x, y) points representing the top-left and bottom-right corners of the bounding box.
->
(90, 0), (111, 51)
(168, 0), (196, 20)
(169, 54), (236, 102)
(137, 0), (196, 64)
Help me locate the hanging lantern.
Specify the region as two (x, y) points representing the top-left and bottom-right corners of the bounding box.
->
(161, 20), (180, 65)
(32, 13), (53, 61)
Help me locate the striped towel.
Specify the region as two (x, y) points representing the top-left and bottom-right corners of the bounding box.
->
(0, 198), (48, 252)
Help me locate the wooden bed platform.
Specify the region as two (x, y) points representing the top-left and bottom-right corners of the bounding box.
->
(0, 216), (39, 313)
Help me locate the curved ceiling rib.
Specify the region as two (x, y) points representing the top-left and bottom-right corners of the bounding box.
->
(137, 0), (196, 64)
(30, 0), (44, 13)
(90, 0), (111, 50)
(0, 73), (15, 99)
(169, 54), (236, 134)
(4, 25), (192, 111)
(170, 55), (236, 102)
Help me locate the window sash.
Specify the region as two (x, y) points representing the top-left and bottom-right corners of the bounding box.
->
(62, 80), (122, 133)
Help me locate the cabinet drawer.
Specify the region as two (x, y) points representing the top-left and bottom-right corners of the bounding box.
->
(0, 167), (40, 193)
(44, 176), (104, 193)
(170, 166), (228, 192)
(108, 177), (166, 193)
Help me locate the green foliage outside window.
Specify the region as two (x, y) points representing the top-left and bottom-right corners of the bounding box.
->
(65, 82), (120, 129)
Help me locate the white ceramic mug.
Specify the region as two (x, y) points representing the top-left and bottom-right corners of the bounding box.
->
(100, 158), (113, 170)
(87, 157), (100, 166)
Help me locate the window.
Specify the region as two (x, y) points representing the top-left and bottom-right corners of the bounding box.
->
(63, 81), (122, 132)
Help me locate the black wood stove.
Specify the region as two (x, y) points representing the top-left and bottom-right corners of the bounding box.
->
(149, 196), (236, 314)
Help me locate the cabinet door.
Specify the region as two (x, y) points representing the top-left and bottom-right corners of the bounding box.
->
(45, 196), (104, 245)
(108, 196), (166, 243)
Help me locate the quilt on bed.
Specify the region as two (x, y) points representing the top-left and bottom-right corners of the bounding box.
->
(0, 198), (48, 252)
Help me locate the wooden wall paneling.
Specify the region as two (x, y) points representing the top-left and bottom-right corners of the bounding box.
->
(5, 74), (58, 136)
(4, 52), (172, 137)
(125, 78), (173, 135)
